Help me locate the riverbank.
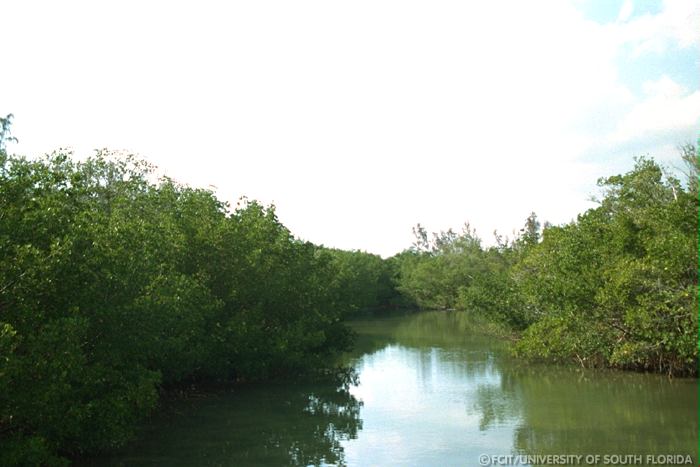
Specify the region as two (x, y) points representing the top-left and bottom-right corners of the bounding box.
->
(93, 311), (698, 466)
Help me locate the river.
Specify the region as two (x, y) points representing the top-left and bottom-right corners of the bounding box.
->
(98, 311), (697, 466)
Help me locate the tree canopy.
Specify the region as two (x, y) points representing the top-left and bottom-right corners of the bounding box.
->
(0, 145), (391, 464)
(1, 113), (696, 464)
(393, 151), (698, 376)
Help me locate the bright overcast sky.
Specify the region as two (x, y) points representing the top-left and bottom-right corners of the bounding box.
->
(2, 0), (699, 257)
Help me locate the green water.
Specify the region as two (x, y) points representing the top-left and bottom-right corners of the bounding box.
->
(98, 311), (697, 466)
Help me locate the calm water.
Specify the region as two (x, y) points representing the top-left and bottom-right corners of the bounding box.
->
(97, 311), (697, 466)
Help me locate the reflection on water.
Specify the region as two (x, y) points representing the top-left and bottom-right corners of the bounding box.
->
(99, 311), (698, 466)
(345, 311), (697, 466)
(92, 374), (362, 466)
(507, 365), (697, 460)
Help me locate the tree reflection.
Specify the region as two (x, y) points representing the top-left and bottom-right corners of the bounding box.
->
(472, 371), (522, 431)
(470, 364), (698, 462)
(92, 371), (362, 467)
(510, 367), (698, 461)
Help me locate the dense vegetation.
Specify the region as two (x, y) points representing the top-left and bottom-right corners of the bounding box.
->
(1, 111), (696, 464)
(0, 116), (391, 464)
(394, 147), (698, 377)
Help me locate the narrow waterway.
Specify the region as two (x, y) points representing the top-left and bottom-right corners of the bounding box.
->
(99, 311), (698, 466)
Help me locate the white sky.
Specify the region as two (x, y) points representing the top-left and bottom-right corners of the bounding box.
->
(2, 0), (699, 257)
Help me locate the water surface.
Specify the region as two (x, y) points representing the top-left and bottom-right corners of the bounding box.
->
(98, 311), (698, 466)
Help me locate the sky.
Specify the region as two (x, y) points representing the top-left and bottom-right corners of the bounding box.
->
(2, 0), (698, 257)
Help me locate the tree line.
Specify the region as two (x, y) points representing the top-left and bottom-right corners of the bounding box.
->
(1, 112), (696, 463)
(393, 147), (698, 378)
(0, 116), (395, 463)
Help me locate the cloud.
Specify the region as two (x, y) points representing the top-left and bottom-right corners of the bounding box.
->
(615, 0), (700, 55)
(612, 75), (700, 147)
(617, 0), (634, 23)
(1, 0), (697, 256)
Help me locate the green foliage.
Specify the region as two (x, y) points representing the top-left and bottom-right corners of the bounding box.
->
(0, 113), (17, 153)
(458, 247), (529, 329)
(394, 152), (698, 376)
(395, 222), (529, 327)
(397, 224), (484, 309)
(515, 157), (698, 375)
(1, 108), (696, 464)
(323, 248), (400, 316)
(0, 146), (369, 462)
